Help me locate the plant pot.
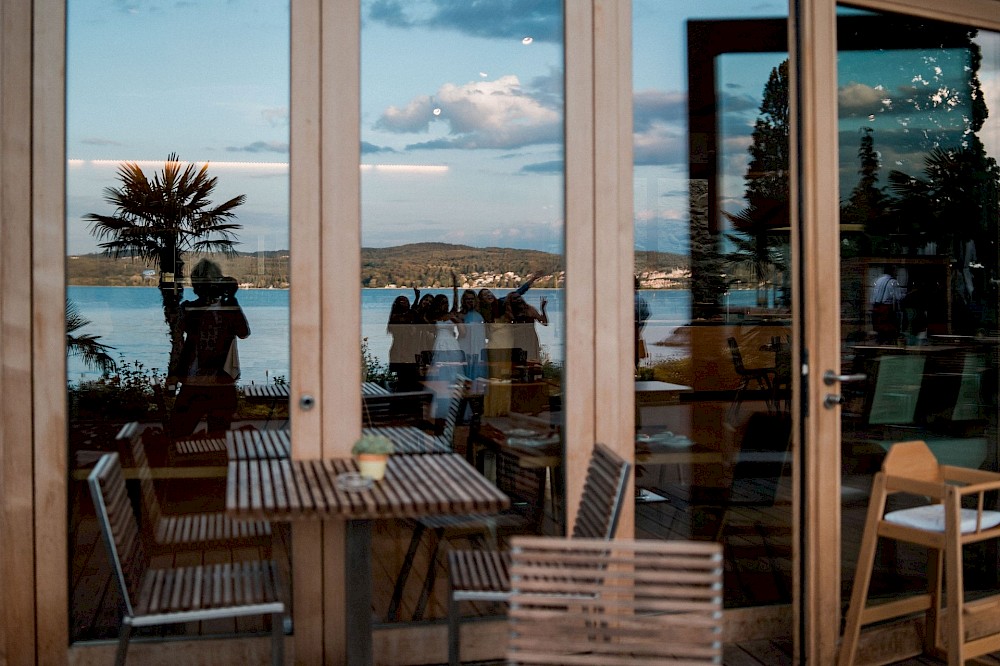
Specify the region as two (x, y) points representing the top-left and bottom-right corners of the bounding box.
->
(355, 453), (389, 481)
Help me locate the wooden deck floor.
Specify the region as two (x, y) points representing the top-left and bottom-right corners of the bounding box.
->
(70, 456), (1000, 666)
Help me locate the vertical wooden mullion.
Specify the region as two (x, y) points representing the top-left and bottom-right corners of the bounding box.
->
(564, 2), (596, 532)
(592, 0), (635, 537)
(33, 0), (69, 662)
(793, 0), (844, 663)
(320, 1), (360, 663)
(290, 0), (324, 662)
(3, 0), (40, 663)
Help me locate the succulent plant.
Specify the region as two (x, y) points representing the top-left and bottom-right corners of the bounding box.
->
(351, 434), (394, 456)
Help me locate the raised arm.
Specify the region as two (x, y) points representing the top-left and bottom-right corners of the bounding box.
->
(514, 270), (545, 297)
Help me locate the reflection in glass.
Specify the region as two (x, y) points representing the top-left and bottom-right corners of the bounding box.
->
(633, 1), (793, 612)
(360, 0), (566, 631)
(838, 7), (1000, 615)
(66, 1), (290, 643)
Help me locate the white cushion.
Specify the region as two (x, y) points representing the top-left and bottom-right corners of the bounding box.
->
(884, 505), (1000, 533)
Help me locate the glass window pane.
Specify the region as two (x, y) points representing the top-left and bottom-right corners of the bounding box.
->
(837, 5), (1000, 613)
(633, 1), (793, 612)
(360, 0), (565, 629)
(66, 1), (290, 643)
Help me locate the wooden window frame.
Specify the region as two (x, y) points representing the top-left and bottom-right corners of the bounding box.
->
(4, 0), (998, 663)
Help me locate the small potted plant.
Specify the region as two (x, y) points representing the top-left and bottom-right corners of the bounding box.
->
(352, 433), (394, 480)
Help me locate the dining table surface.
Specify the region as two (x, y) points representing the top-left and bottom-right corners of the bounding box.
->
(226, 452), (509, 520)
(224, 425), (451, 461)
(225, 451), (509, 665)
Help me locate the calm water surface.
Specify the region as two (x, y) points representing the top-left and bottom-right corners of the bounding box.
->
(67, 286), (759, 384)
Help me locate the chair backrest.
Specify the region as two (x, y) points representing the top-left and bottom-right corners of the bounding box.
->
(867, 355), (926, 425)
(440, 374), (469, 445)
(727, 336), (747, 374)
(571, 443), (631, 539)
(495, 448), (549, 532)
(123, 427), (164, 527)
(88, 453), (149, 618)
(480, 347), (526, 363)
(506, 536), (723, 665)
(882, 440), (942, 486)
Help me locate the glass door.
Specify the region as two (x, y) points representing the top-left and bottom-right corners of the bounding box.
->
(828, 4), (1000, 662)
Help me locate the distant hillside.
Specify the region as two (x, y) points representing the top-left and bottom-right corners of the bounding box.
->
(67, 242), (689, 289)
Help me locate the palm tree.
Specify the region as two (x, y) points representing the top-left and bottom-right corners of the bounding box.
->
(724, 204), (786, 307)
(85, 153), (245, 376)
(66, 299), (116, 375)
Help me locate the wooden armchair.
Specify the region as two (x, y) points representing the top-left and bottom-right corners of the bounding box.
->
(119, 422), (273, 555)
(839, 440), (1000, 665)
(506, 536), (723, 664)
(89, 453), (286, 666)
(446, 443), (631, 665)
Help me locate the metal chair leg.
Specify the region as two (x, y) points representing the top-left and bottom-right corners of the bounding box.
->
(115, 621), (133, 666)
(387, 522), (425, 621)
(448, 587), (461, 666)
(271, 612), (285, 666)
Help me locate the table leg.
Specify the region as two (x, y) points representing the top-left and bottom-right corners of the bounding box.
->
(346, 519), (373, 666)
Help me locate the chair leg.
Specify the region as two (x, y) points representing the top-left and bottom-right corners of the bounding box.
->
(448, 587), (462, 666)
(945, 502), (965, 666)
(387, 522), (425, 621)
(925, 548), (943, 655)
(115, 621), (133, 666)
(838, 475), (888, 666)
(413, 528), (444, 621)
(270, 612), (284, 666)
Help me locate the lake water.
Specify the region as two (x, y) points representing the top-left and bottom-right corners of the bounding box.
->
(67, 285), (762, 384)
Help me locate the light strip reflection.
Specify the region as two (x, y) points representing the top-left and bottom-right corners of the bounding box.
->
(68, 159), (449, 174)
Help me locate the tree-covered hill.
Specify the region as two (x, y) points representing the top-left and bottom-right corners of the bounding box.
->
(68, 242), (689, 289)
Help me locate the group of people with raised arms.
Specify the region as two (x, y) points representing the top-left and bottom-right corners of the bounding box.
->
(386, 271), (549, 395)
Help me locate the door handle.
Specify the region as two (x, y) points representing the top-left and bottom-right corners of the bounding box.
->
(823, 370), (866, 386)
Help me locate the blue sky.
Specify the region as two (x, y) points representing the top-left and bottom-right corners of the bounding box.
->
(66, 0), (998, 258)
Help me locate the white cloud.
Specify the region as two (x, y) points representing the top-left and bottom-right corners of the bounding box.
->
(375, 75), (562, 150)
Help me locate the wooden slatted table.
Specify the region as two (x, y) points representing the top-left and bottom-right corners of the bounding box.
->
(362, 425), (450, 455)
(226, 453), (508, 665)
(242, 383), (290, 400)
(223, 425), (449, 461)
(227, 428), (291, 460)
(361, 381), (390, 396)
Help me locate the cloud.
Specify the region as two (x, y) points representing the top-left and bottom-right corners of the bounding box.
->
(377, 75), (562, 150)
(365, 0), (563, 43)
(720, 91), (760, 115)
(839, 82), (890, 117)
(633, 89), (686, 132)
(226, 141), (289, 154)
(633, 124), (686, 167)
(361, 141), (396, 154)
(80, 137), (124, 146)
(520, 160), (562, 174)
(261, 107), (289, 127)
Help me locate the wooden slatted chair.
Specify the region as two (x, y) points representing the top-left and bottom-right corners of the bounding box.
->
(89, 453), (286, 666)
(446, 443), (631, 666)
(506, 536), (723, 665)
(839, 440), (1000, 666)
(387, 375), (502, 621)
(120, 423), (273, 555)
(727, 336), (775, 421)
